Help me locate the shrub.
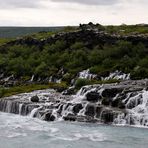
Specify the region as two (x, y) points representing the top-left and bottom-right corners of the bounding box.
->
(75, 78), (92, 89)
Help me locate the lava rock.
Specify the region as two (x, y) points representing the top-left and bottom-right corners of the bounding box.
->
(111, 98), (119, 108)
(102, 88), (122, 98)
(63, 113), (76, 121)
(86, 92), (101, 102)
(73, 103), (83, 114)
(85, 104), (95, 117)
(62, 87), (75, 95)
(57, 104), (63, 114)
(101, 110), (114, 123)
(118, 101), (125, 109)
(30, 96), (39, 102)
(43, 111), (56, 121)
(95, 105), (103, 118)
(102, 98), (110, 106)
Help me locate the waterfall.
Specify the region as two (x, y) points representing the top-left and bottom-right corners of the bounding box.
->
(0, 81), (148, 127)
(30, 106), (42, 118)
(30, 75), (34, 82)
(115, 90), (148, 126)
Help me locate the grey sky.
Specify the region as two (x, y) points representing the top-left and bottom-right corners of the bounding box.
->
(0, 0), (42, 8)
(0, 0), (147, 26)
(52, 0), (119, 5)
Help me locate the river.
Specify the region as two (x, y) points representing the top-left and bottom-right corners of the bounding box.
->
(0, 112), (148, 148)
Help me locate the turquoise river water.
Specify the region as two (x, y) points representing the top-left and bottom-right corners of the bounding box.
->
(0, 112), (148, 148)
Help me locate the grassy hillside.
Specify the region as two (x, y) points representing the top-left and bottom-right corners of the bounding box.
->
(0, 23), (148, 86)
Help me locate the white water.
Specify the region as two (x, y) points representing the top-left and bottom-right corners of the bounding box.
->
(102, 70), (130, 80)
(79, 69), (97, 80)
(1, 84), (148, 127)
(0, 112), (148, 148)
(30, 106), (42, 118)
(115, 90), (148, 126)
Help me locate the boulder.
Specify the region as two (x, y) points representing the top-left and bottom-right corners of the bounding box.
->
(102, 98), (110, 106)
(101, 110), (114, 123)
(62, 87), (75, 95)
(63, 113), (76, 121)
(102, 88), (122, 98)
(86, 92), (101, 102)
(85, 104), (96, 117)
(30, 96), (39, 102)
(95, 105), (103, 118)
(43, 111), (56, 121)
(57, 104), (63, 114)
(111, 98), (119, 108)
(73, 103), (83, 114)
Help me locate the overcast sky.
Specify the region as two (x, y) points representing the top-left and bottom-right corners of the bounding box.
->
(0, 0), (147, 26)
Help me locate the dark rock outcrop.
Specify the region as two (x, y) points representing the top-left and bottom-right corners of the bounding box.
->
(102, 88), (123, 98)
(101, 110), (115, 123)
(85, 104), (96, 117)
(30, 96), (39, 102)
(42, 111), (56, 121)
(73, 103), (83, 114)
(63, 113), (76, 121)
(86, 92), (101, 102)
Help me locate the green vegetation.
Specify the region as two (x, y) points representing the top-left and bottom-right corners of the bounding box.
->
(0, 23), (148, 90)
(0, 35), (148, 81)
(105, 24), (148, 35)
(0, 38), (12, 46)
(0, 82), (68, 98)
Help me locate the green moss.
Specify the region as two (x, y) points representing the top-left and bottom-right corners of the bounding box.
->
(0, 82), (68, 98)
(0, 38), (12, 46)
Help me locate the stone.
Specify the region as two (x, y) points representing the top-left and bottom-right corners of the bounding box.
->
(102, 88), (122, 98)
(101, 110), (114, 123)
(95, 106), (103, 118)
(86, 92), (101, 102)
(30, 96), (39, 102)
(73, 103), (83, 114)
(62, 87), (75, 95)
(85, 104), (96, 117)
(102, 98), (110, 106)
(63, 113), (76, 121)
(43, 111), (56, 121)
(111, 98), (119, 108)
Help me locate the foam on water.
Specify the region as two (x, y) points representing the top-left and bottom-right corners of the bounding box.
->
(1, 112), (148, 148)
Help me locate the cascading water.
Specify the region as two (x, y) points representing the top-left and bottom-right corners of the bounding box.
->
(0, 80), (148, 127)
(114, 90), (148, 126)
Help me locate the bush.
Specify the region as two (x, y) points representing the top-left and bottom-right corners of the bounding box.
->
(75, 78), (92, 89)
(0, 88), (5, 98)
(62, 73), (74, 84)
(131, 68), (148, 80)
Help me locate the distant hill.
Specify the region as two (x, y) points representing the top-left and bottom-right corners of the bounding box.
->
(0, 27), (63, 38)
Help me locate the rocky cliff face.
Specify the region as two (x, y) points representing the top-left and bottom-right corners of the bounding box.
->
(1, 79), (148, 127)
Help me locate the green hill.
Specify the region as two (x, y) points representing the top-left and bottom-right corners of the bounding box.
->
(0, 23), (148, 86)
